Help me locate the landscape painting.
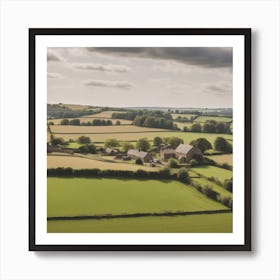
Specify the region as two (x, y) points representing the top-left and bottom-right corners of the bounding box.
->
(29, 28), (251, 250)
(46, 46), (234, 234)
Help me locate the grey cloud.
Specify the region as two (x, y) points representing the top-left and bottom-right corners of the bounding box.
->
(84, 79), (133, 89)
(47, 51), (63, 62)
(87, 47), (232, 68)
(72, 63), (130, 73)
(206, 84), (232, 95)
(47, 72), (63, 79)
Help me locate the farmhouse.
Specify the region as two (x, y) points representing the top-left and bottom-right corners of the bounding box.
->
(175, 144), (203, 163)
(160, 146), (176, 162)
(127, 149), (153, 163)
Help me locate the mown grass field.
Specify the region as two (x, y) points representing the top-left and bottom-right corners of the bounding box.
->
(50, 125), (169, 134)
(206, 154), (233, 165)
(47, 154), (156, 171)
(194, 116), (232, 123)
(51, 130), (232, 146)
(47, 212), (232, 233)
(191, 166), (232, 181)
(47, 178), (227, 218)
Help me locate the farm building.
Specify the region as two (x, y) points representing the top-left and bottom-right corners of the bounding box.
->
(160, 147), (176, 162)
(104, 148), (119, 156)
(127, 149), (153, 163)
(175, 144), (203, 163)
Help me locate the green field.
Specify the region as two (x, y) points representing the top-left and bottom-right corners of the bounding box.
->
(48, 178), (227, 218)
(194, 116), (232, 123)
(48, 213), (232, 233)
(191, 166), (232, 181)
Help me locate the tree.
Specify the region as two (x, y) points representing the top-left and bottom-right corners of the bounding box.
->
(214, 137), (232, 153)
(60, 119), (69, 125)
(183, 126), (188, 132)
(104, 138), (120, 148)
(224, 178), (233, 192)
(191, 123), (202, 132)
(177, 167), (190, 183)
(165, 137), (184, 149)
(153, 136), (163, 146)
(87, 144), (97, 154)
(190, 138), (212, 153)
(51, 136), (65, 146)
(168, 158), (179, 168)
(216, 122), (227, 133)
(136, 138), (150, 151)
(121, 142), (134, 152)
(77, 136), (91, 144)
(69, 118), (80, 126)
(116, 120), (121, 125)
(202, 120), (217, 133)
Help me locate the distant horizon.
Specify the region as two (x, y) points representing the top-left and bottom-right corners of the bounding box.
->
(48, 102), (233, 110)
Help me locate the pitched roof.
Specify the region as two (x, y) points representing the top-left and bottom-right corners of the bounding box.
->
(127, 149), (148, 159)
(175, 144), (194, 155)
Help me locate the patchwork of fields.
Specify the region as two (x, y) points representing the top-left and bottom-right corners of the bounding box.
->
(47, 107), (233, 233)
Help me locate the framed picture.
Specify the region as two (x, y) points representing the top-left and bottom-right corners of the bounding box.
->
(29, 28), (251, 251)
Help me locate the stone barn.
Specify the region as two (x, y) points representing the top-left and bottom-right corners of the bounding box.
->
(160, 147), (176, 162)
(175, 144), (203, 163)
(127, 149), (153, 163)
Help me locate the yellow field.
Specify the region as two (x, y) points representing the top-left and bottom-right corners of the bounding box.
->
(84, 111), (125, 119)
(63, 104), (93, 110)
(206, 154), (233, 165)
(47, 154), (156, 171)
(50, 125), (170, 134)
(50, 118), (132, 125)
(50, 131), (232, 145)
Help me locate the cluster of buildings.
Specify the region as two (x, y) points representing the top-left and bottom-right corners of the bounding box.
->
(104, 144), (202, 165)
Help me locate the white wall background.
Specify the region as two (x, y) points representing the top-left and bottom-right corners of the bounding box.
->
(0, 0), (279, 279)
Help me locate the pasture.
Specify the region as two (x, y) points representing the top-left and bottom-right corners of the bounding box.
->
(194, 116), (232, 123)
(191, 166), (232, 181)
(47, 178), (227, 218)
(206, 154), (233, 165)
(47, 212), (232, 233)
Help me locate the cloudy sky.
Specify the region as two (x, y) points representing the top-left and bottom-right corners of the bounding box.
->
(47, 47), (232, 108)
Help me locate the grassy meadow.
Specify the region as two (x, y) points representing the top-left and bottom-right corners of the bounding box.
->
(47, 178), (227, 218)
(48, 213), (232, 233)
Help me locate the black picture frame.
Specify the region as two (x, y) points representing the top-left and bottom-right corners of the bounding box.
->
(29, 28), (251, 251)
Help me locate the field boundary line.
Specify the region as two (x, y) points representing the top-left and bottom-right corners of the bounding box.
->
(47, 209), (232, 221)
